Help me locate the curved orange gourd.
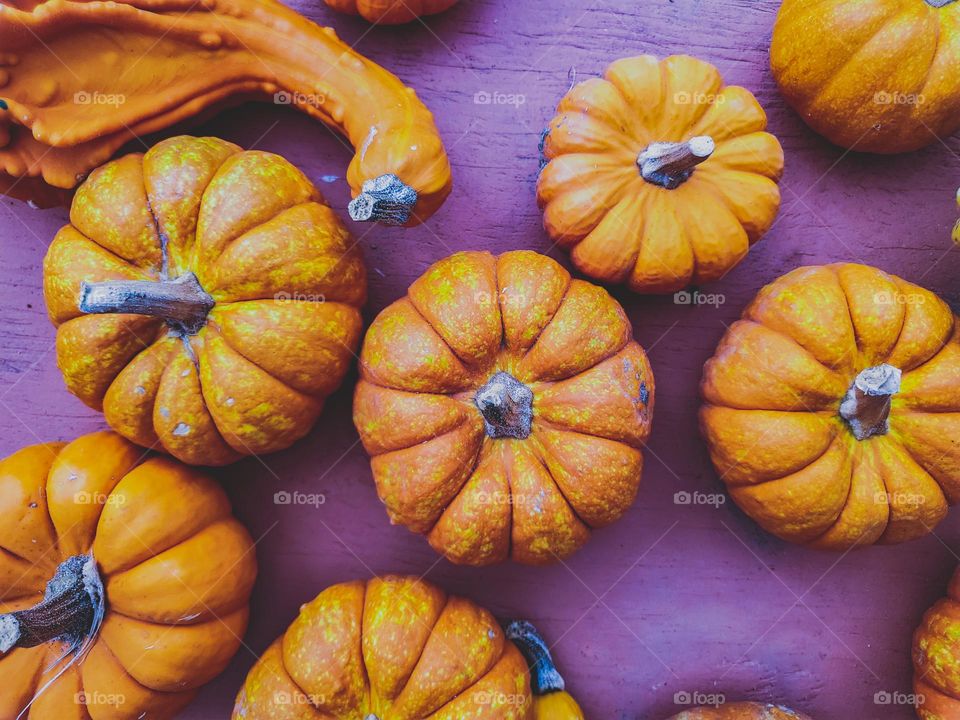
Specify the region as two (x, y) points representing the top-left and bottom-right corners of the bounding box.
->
(232, 575), (535, 719)
(325, 0), (458, 23)
(538, 54), (783, 294)
(914, 567), (960, 719)
(0, 0), (451, 224)
(0, 431), (257, 720)
(666, 703), (813, 720)
(771, 0), (960, 154)
(700, 263), (960, 550)
(43, 136), (367, 466)
(354, 250), (654, 565)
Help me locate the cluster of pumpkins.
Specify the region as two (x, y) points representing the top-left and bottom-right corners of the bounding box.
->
(0, 0), (958, 718)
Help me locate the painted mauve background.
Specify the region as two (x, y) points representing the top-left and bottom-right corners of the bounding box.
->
(2, 0), (960, 718)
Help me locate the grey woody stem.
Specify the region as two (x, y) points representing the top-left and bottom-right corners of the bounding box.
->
(506, 620), (565, 695)
(348, 173), (418, 226)
(475, 371), (534, 440)
(79, 272), (214, 334)
(839, 364), (902, 441)
(0, 555), (104, 654)
(925, 0), (957, 8)
(638, 135), (715, 189)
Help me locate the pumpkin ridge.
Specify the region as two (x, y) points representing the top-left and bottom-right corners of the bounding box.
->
(513, 276), (578, 367)
(200, 315), (326, 401)
(807, 438), (867, 546)
(522, 437), (594, 532)
(807, 6), (916, 111)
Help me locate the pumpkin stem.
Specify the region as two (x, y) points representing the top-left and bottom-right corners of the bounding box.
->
(506, 620), (565, 695)
(79, 272), (215, 335)
(475, 371), (533, 440)
(839, 363), (901, 441)
(925, 0), (957, 7)
(348, 173), (418, 226)
(638, 135), (715, 189)
(0, 555), (105, 654)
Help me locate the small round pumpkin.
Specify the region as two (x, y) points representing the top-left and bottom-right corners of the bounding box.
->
(324, 0), (458, 23)
(666, 703), (812, 720)
(953, 186), (959, 244)
(700, 263), (960, 549)
(232, 576), (573, 719)
(914, 567), (960, 718)
(353, 250), (655, 565)
(537, 54), (784, 294)
(43, 135), (367, 466)
(0, 431), (257, 720)
(771, 0), (960, 154)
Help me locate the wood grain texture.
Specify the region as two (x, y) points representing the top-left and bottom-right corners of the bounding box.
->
(0, 0), (959, 718)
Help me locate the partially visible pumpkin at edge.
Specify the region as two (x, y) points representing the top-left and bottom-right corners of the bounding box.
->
(0, 431), (257, 719)
(700, 263), (960, 550)
(666, 703), (813, 719)
(324, 0), (458, 23)
(353, 250), (654, 565)
(43, 135), (367, 467)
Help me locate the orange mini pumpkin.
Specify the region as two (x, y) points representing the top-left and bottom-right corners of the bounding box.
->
(232, 576), (574, 719)
(666, 703), (812, 720)
(324, 0), (458, 24)
(0, 431), (257, 720)
(354, 250), (654, 565)
(43, 135), (366, 467)
(538, 54), (784, 294)
(914, 567), (960, 718)
(700, 263), (960, 549)
(771, 0), (960, 154)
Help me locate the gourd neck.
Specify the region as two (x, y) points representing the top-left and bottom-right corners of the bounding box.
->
(506, 620), (565, 694)
(638, 135), (714, 189)
(475, 371), (533, 440)
(0, 555), (105, 654)
(839, 363), (901, 441)
(79, 271), (215, 335)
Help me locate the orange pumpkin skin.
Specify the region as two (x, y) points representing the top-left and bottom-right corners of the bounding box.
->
(0, 0), (451, 224)
(354, 250), (654, 565)
(914, 567), (960, 718)
(771, 0), (960, 154)
(700, 263), (960, 550)
(232, 575), (533, 719)
(537, 54), (784, 294)
(43, 136), (366, 467)
(0, 431), (257, 720)
(666, 703), (812, 720)
(325, 0), (458, 24)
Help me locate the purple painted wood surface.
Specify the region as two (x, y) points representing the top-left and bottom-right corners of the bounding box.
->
(1, 1), (959, 718)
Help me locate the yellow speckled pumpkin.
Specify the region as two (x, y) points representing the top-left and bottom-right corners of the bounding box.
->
(914, 567), (960, 719)
(353, 250), (655, 565)
(666, 703), (812, 720)
(700, 263), (960, 550)
(43, 135), (367, 466)
(0, 431), (257, 720)
(232, 576), (578, 719)
(953, 186), (960, 244)
(538, 54), (784, 294)
(771, 0), (960, 154)
(324, 0), (458, 23)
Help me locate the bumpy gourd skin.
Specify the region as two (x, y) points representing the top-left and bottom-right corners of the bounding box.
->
(538, 54), (784, 294)
(0, 431), (257, 720)
(232, 575), (533, 719)
(700, 263), (960, 550)
(43, 135), (366, 466)
(666, 703), (813, 720)
(0, 0), (451, 223)
(915, 568), (960, 719)
(354, 250), (655, 565)
(325, 0), (458, 23)
(771, 0), (960, 154)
